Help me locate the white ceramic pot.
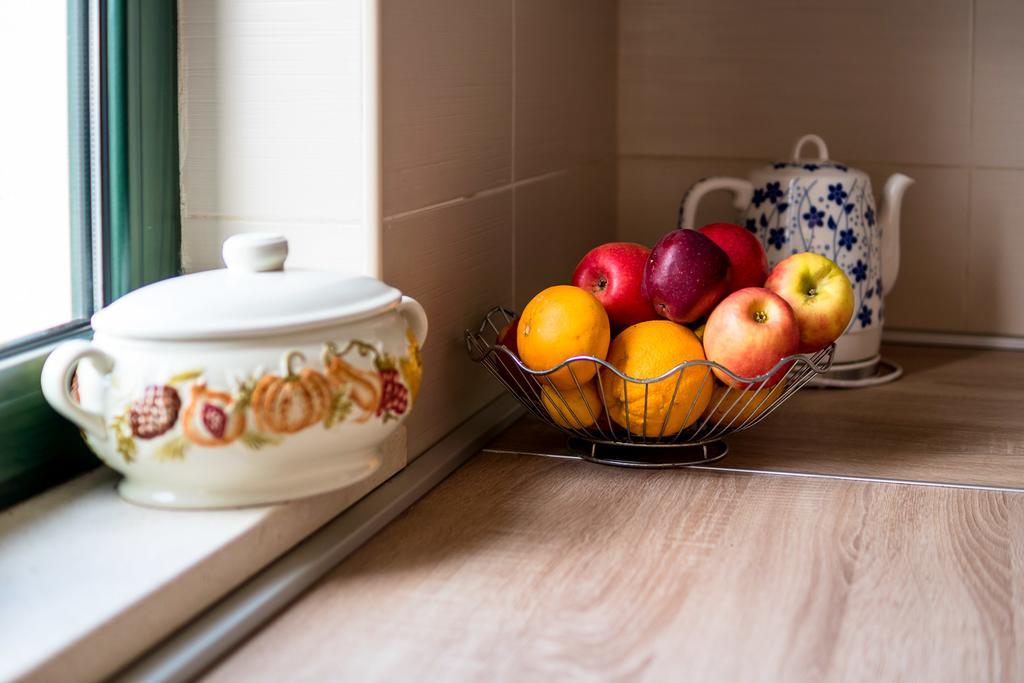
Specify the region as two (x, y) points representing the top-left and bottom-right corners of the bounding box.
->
(40, 234), (427, 509)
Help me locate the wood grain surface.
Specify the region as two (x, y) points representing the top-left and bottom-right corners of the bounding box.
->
(204, 451), (1024, 682)
(487, 345), (1024, 489)
(202, 345), (1024, 681)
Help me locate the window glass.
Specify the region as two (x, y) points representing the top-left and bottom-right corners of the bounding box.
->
(0, 3), (76, 345)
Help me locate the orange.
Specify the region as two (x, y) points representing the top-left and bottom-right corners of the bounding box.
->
(600, 320), (712, 437)
(518, 285), (610, 389)
(702, 381), (786, 427)
(540, 381), (602, 430)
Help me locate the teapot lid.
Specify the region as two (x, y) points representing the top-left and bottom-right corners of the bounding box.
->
(761, 134), (859, 175)
(91, 234), (402, 341)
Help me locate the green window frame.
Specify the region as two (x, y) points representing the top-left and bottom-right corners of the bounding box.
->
(0, 0), (181, 510)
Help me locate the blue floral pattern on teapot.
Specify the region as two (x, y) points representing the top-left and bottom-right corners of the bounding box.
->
(742, 174), (880, 333)
(678, 134), (912, 364)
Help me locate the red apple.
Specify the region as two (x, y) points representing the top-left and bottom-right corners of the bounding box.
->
(497, 316), (520, 355)
(698, 222), (769, 293)
(703, 287), (800, 387)
(764, 252), (854, 353)
(642, 229), (730, 324)
(572, 242), (658, 328)
(492, 316), (524, 390)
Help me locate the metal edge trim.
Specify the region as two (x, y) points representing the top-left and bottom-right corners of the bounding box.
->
(483, 447), (1024, 495)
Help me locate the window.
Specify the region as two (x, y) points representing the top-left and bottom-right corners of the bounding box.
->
(0, 0), (180, 509)
(0, 4), (82, 345)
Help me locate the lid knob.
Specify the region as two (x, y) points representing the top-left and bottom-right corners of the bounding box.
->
(222, 234), (289, 272)
(791, 134), (829, 162)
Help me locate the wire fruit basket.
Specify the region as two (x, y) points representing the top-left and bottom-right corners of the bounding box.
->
(466, 307), (835, 467)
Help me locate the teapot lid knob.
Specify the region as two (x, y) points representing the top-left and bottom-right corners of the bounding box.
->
(222, 233), (289, 272)
(792, 134), (829, 162)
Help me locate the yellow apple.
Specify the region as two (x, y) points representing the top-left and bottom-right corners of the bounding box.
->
(764, 252), (854, 353)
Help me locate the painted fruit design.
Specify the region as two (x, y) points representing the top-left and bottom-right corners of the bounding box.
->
(377, 368), (409, 418)
(106, 340), (415, 462)
(182, 384), (246, 447)
(323, 342), (382, 423)
(129, 385), (182, 439)
(250, 351), (332, 434)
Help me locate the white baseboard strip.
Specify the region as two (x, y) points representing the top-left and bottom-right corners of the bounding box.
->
(113, 395), (525, 683)
(883, 329), (1024, 351)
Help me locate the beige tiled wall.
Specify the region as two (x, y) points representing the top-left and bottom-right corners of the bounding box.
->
(382, 0), (617, 458)
(179, 0), (370, 274)
(618, 0), (1024, 337)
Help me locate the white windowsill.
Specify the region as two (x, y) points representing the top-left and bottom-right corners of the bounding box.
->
(0, 430), (407, 683)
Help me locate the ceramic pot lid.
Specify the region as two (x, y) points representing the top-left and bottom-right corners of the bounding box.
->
(91, 234), (401, 341)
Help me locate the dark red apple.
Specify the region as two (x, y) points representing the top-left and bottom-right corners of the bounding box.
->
(497, 316), (520, 355)
(642, 229), (730, 324)
(572, 242), (658, 328)
(698, 222), (769, 293)
(494, 316), (524, 390)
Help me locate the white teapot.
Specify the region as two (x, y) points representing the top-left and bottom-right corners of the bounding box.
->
(680, 134), (913, 365)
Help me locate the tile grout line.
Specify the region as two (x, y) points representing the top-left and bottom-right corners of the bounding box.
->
(511, 0), (517, 307)
(381, 160), (610, 224)
(616, 152), (1024, 174)
(481, 448), (1024, 495)
(968, 0), (977, 146)
(964, 169), (975, 330)
(965, 0), (977, 330)
(511, 0), (516, 185)
(183, 215), (365, 226)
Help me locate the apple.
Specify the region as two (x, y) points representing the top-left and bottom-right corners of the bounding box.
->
(764, 252), (854, 353)
(642, 229), (730, 324)
(698, 222), (769, 293)
(572, 242), (658, 328)
(703, 287), (800, 387)
(497, 316), (520, 355)
(493, 315), (524, 389)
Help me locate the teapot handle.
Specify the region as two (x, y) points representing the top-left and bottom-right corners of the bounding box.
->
(678, 177), (754, 230)
(41, 340), (115, 440)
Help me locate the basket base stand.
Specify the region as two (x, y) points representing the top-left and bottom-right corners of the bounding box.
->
(566, 438), (728, 469)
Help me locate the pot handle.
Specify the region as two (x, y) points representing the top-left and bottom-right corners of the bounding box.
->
(41, 340), (115, 441)
(398, 296), (428, 348)
(678, 177), (754, 230)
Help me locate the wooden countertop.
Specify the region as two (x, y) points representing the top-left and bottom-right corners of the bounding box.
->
(487, 344), (1024, 489)
(203, 345), (1024, 681)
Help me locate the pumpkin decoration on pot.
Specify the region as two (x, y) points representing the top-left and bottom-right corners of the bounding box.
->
(322, 341), (382, 423)
(182, 384), (246, 447)
(250, 350), (333, 434)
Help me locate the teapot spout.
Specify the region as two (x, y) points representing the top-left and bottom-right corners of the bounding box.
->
(879, 173), (914, 294)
